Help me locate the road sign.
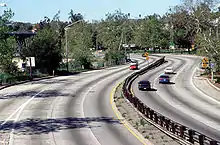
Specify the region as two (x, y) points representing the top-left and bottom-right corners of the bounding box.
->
(26, 57), (35, 67)
(145, 52), (148, 57)
(210, 63), (215, 69)
(202, 57), (209, 63)
(202, 62), (208, 69)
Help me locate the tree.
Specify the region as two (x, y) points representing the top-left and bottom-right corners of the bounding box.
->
(133, 14), (169, 49)
(0, 9), (17, 74)
(23, 27), (62, 75)
(68, 22), (94, 69)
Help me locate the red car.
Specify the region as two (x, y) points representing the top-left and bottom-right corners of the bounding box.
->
(130, 63), (138, 70)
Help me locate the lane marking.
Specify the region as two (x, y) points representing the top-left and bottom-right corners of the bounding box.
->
(1, 89), (44, 125)
(110, 82), (150, 145)
(191, 66), (220, 105)
(0, 89), (45, 145)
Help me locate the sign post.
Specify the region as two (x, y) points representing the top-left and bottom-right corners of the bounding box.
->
(210, 63), (215, 81)
(26, 57), (35, 80)
(145, 52), (149, 66)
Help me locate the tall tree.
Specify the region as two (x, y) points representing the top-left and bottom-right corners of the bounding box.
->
(0, 9), (17, 74)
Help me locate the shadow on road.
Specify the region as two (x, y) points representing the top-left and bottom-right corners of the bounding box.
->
(0, 117), (121, 135)
(0, 90), (70, 99)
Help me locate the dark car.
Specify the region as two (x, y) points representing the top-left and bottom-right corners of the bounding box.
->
(138, 80), (151, 90)
(159, 74), (170, 83)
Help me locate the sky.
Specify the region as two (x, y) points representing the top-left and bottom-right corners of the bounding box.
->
(0, 0), (181, 23)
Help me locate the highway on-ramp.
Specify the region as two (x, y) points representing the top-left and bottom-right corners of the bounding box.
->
(132, 54), (220, 141)
(0, 54), (158, 145)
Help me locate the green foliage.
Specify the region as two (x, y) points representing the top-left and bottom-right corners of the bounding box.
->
(68, 22), (94, 69)
(133, 14), (170, 48)
(23, 27), (62, 75)
(104, 49), (125, 65)
(0, 9), (17, 74)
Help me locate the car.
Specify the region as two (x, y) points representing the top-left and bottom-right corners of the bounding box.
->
(159, 74), (170, 83)
(130, 62), (138, 70)
(138, 80), (151, 90)
(164, 67), (174, 74)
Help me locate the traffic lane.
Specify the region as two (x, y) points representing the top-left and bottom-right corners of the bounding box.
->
(163, 56), (220, 126)
(0, 65), (137, 145)
(65, 57), (157, 145)
(0, 74), (100, 121)
(6, 62), (143, 145)
(83, 67), (145, 145)
(0, 56), (145, 121)
(132, 56), (220, 141)
(1, 74), (104, 145)
(0, 55), (158, 145)
(158, 56), (220, 138)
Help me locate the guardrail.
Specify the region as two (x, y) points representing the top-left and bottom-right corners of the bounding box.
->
(122, 56), (220, 145)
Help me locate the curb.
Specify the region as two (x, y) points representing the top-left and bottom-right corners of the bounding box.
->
(0, 76), (54, 91)
(205, 78), (220, 91)
(110, 82), (154, 145)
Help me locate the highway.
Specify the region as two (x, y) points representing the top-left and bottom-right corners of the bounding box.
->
(0, 54), (158, 145)
(132, 54), (220, 141)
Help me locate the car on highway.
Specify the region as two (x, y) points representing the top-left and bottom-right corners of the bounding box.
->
(164, 67), (174, 74)
(138, 80), (151, 90)
(130, 61), (138, 70)
(159, 74), (170, 83)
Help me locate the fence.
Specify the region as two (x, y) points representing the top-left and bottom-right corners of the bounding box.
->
(122, 57), (220, 145)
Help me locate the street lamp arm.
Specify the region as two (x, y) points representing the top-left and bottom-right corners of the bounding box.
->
(64, 19), (84, 30)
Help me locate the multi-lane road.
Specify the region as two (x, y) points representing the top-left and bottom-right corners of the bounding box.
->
(0, 54), (158, 145)
(132, 54), (220, 141)
(0, 54), (219, 144)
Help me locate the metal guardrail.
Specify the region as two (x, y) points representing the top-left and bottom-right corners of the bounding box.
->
(122, 56), (220, 145)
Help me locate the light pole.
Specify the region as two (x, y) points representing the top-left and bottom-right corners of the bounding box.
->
(64, 19), (84, 72)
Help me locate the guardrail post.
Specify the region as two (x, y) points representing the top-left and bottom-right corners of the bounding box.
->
(140, 103), (144, 114)
(188, 129), (195, 143)
(134, 97), (138, 108)
(154, 113), (158, 123)
(165, 119), (170, 131)
(160, 116), (164, 127)
(210, 140), (217, 145)
(145, 107), (150, 118)
(171, 122), (176, 134)
(199, 135), (204, 145)
(150, 110), (154, 120)
(180, 126), (186, 138)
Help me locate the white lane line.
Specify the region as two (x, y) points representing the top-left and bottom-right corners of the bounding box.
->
(80, 58), (151, 145)
(190, 66), (220, 105)
(0, 89), (45, 145)
(1, 89), (44, 126)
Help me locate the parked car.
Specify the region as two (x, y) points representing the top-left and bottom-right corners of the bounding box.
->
(159, 74), (170, 83)
(130, 62), (138, 70)
(164, 67), (174, 74)
(138, 80), (151, 90)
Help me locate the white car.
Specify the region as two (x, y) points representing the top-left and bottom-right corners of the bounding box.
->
(164, 67), (174, 74)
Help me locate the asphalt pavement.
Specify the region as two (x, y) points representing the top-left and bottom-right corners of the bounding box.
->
(0, 54), (159, 145)
(132, 54), (220, 141)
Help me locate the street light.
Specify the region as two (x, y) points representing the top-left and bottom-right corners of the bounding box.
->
(64, 19), (84, 72)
